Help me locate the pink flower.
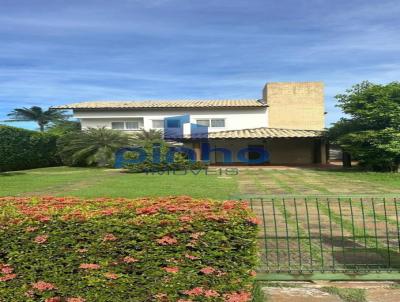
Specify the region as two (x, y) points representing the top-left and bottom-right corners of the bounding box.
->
(0, 274), (16, 282)
(204, 289), (220, 297)
(37, 215), (51, 222)
(34, 234), (48, 244)
(223, 200), (238, 210)
(77, 248), (88, 253)
(247, 217), (261, 225)
(32, 281), (57, 292)
(103, 233), (117, 241)
(104, 272), (119, 279)
(45, 297), (62, 302)
(163, 266), (179, 274)
(223, 291), (252, 302)
(123, 256), (138, 263)
(1, 265), (13, 274)
(185, 254), (200, 260)
(179, 216), (193, 222)
(66, 298), (86, 302)
(183, 287), (204, 296)
(136, 206), (159, 215)
(249, 270), (257, 277)
(156, 236), (178, 245)
(79, 263), (101, 270)
(200, 266), (216, 275)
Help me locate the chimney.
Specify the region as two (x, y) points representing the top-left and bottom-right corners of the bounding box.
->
(263, 82), (325, 130)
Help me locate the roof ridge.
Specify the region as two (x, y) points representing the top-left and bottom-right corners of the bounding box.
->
(51, 99), (266, 109)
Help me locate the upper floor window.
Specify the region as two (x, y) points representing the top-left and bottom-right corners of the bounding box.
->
(196, 119), (210, 127)
(111, 119), (143, 130)
(195, 118), (225, 128)
(152, 120), (164, 129)
(166, 119), (181, 128)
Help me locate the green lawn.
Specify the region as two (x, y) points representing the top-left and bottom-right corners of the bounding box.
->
(1, 166), (400, 199)
(0, 167), (238, 199)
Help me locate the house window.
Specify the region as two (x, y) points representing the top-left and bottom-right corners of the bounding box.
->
(195, 119), (225, 128)
(125, 121), (139, 130)
(152, 120), (164, 129)
(111, 119), (142, 130)
(111, 122), (125, 130)
(211, 119), (225, 127)
(166, 119), (181, 128)
(196, 119), (210, 127)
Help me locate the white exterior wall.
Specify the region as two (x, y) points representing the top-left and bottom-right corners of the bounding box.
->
(75, 108), (268, 134)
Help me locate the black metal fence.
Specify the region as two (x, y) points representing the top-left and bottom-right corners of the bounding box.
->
(245, 197), (400, 280)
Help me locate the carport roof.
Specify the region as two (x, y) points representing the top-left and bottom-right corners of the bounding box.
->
(188, 127), (325, 139)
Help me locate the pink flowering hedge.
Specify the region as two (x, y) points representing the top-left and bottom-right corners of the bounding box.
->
(0, 196), (259, 302)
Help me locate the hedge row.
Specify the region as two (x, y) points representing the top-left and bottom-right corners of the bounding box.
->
(0, 125), (59, 172)
(0, 196), (259, 301)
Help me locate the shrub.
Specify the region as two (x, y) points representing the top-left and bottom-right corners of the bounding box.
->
(57, 128), (132, 167)
(0, 196), (259, 301)
(124, 140), (209, 173)
(0, 125), (59, 172)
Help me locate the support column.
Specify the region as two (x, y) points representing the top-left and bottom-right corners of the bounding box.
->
(193, 142), (201, 161)
(320, 140), (327, 164)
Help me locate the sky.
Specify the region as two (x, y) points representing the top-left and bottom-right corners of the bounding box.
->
(0, 0), (399, 130)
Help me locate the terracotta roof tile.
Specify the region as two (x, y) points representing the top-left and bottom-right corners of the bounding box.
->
(51, 99), (266, 109)
(186, 127), (325, 139)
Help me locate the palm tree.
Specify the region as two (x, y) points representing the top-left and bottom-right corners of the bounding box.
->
(57, 127), (132, 167)
(133, 129), (163, 141)
(7, 106), (68, 132)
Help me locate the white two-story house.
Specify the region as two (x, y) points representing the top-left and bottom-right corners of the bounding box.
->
(52, 82), (327, 165)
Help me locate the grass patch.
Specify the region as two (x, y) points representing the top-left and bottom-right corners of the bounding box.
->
(321, 287), (366, 302)
(0, 167), (238, 200)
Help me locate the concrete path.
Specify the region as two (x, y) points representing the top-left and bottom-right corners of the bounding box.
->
(262, 282), (400, 302)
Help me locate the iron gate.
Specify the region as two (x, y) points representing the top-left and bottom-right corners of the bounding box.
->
(244, 197), (400, 280)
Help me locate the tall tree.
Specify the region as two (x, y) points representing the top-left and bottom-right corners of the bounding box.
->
(329, 81), (400, 171)
(7, 106), (68, 132)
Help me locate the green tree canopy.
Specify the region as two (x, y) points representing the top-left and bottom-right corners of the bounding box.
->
(329, 81), (400, 171)
(46, 120), (81, 135)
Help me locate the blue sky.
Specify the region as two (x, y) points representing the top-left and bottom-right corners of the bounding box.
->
(0, 0), (399, 130)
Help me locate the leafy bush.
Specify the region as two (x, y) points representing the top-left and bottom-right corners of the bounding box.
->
(57, 127), (132, 167)
(124, 140), (209, 173)
(329, 81), (400, 171)
(0, 196), (259, 301)
(0, 125), (60, 172)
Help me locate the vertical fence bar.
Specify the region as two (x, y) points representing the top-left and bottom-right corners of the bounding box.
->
(260, 198), (269, 266)
(360, 198), (368, 251)
(315, 198), (325, 270)
(394, 198), (400, 253)
(349, 198), (357, 255)
(327, 198), (335, 270)
(282, 198), (291, 270)
(338, 197), (346, 264)
(371, 198), (379, 251)
(271, 198), (280, 271)
(293, 198), (302, 270)
(305, 198), (314, 270)
(383, 198), (391, 267)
